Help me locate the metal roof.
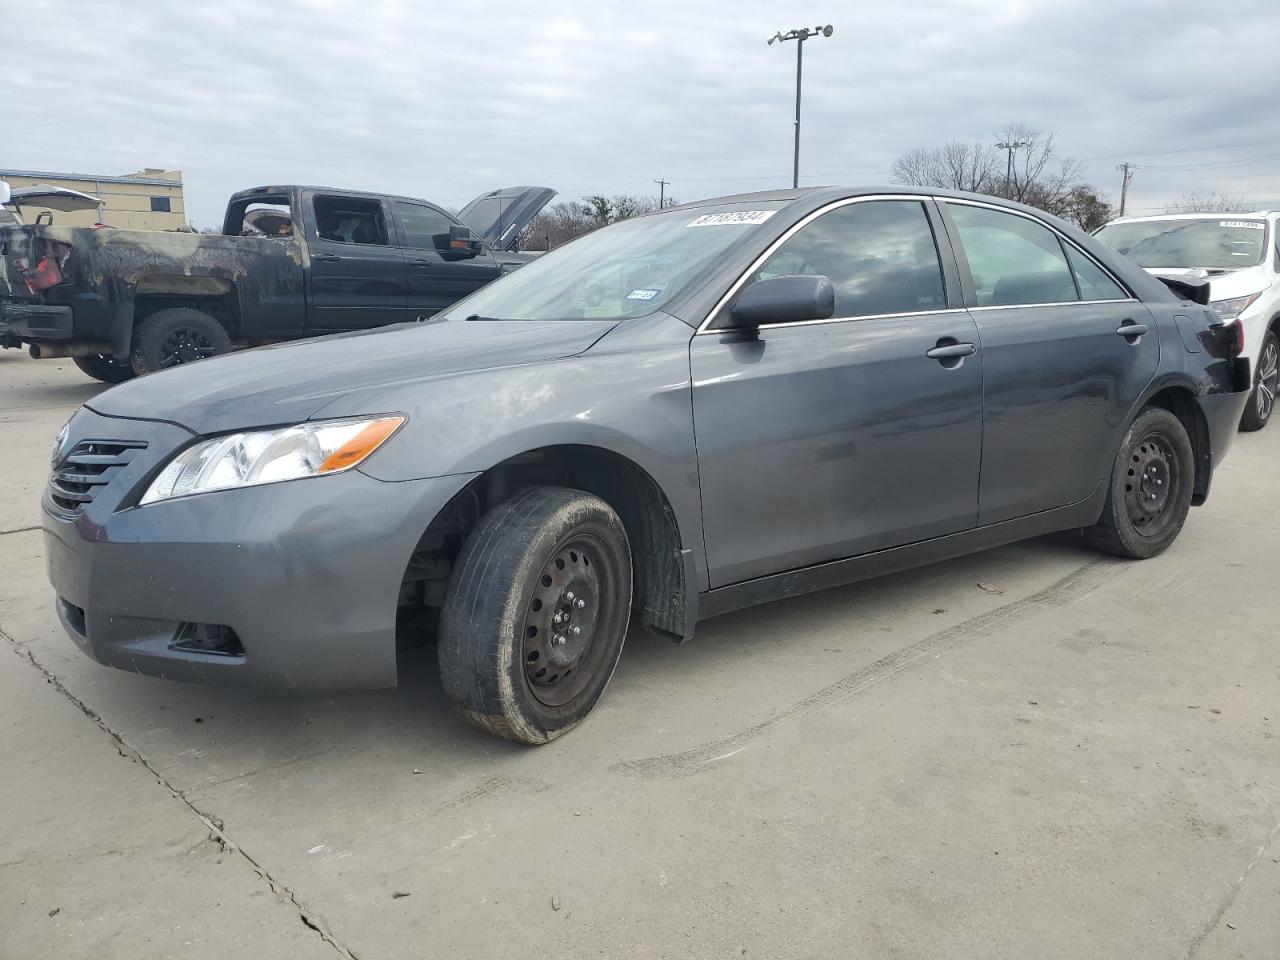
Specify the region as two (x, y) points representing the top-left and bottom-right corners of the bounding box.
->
(0, 168), (182, 188)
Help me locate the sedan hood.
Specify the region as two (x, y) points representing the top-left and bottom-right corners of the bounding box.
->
(86, 318), (617, 435)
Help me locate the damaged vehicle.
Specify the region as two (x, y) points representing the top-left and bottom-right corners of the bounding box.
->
(43, 187), (1251, 744)
(0, 183), (554, 382)
(1095, 211), (1280, 431)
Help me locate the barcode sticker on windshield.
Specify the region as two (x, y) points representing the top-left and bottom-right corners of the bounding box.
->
(626, 288), (662, 301)
(686, 211), (777, 227)
(1220, 221), (1264, 229)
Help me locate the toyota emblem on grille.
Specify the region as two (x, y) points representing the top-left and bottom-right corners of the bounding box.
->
(51, 421), (70, 467)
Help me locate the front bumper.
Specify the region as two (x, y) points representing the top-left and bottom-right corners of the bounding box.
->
(0, 299), (73, 342)
(43, 406), (474, 692)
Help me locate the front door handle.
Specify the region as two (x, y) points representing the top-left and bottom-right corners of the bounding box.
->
(1116, 321), (1149, 340)
(925, 342), (977, 360)
(410, 258), (432, 267)
(311, 253), (343, 263)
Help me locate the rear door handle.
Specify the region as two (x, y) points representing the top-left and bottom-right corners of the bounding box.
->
(410, 259), (432, 267)
(311, 253), (343, 263)
(1116, 321), (1149, 339)
(925, 343), (977, 360)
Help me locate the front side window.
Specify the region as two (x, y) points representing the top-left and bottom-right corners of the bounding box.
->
(313, 196), (389, 246)
(1065, 245), (1126, 301)
(947, 203), (1078, 306)
(1095, 218), (1268, 270)
(750, 200), (946, 320)
(395, 202), (456, 251)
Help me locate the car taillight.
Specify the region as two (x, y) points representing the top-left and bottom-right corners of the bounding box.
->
(22, 256), (62, 294)
(19, 239), (71, 295)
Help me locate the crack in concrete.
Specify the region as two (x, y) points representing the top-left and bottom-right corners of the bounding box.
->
(613, 558), (1111, 779)
(0, 525), (40, 537)
(1184, 815), (1280, 959)
(1, 628), (360, 959)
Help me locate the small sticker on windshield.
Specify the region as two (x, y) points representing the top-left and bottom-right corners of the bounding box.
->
(1219, 220), (1264, 229)
(625, 288), (662, 301)
(686, 211), (777, 227)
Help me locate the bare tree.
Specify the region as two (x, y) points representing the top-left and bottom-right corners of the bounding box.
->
(519, 194), (671, 251)
(1163, 190), (1251, 214)
(891, 122), (1110, 230)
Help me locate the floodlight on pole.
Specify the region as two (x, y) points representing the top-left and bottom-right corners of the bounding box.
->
(767, 24), (834, 189)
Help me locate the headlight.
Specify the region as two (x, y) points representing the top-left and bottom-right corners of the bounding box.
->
(140, 415), (404, 505)
(1209, 293), (1261, 321)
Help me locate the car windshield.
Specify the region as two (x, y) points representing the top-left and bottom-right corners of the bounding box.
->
(1095, 218), (1269, 269)
(440, 201), (787, 321)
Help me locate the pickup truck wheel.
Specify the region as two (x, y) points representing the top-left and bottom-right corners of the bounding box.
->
(1085, 406), (1194, 560)
(1239, 330), (1278, 432)
(130, 308), (232, 375)
(438, 486), (632, 744)
(72, 354), (136, 384)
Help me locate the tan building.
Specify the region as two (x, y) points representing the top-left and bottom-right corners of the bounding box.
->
(0, 167), (186, 230)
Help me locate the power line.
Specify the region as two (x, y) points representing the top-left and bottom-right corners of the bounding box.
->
(1080, 140), (1280, 162)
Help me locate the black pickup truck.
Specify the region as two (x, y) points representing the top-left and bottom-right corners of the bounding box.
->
(0, 183), (554, 381)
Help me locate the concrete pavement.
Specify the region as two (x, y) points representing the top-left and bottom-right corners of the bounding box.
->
(1, 349), (1277, 959)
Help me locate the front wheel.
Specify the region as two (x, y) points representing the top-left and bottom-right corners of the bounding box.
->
(73, 353), (136, 384)
(438, 486), (633, 744)
(1240, 329), (1278, 432)
(1085, 406), (1195, 559)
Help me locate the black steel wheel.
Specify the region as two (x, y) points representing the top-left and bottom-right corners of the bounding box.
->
(72, 353), (136, 384)
(438, 486), (632, 744)
(1086, 406), (1194, 559)
(1240, 330), (1278, 432)
(130, 307), (232, 375)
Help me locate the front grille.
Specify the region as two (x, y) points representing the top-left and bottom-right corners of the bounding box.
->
(49, 440), (147, 513)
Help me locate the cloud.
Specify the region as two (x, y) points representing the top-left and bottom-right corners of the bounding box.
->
(9, 0), (1280, 226)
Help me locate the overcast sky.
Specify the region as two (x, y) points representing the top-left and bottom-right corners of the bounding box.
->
(10, 0), (1280, 227)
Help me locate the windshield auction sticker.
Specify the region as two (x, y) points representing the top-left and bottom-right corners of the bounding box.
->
(686, 211), (777, 227)
(625, 288), (662, 301)
(1219, 221), (1264, 229)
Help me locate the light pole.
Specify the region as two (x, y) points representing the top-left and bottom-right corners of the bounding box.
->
(768, 24), (833, 189)
(995, 139), (1031, 194)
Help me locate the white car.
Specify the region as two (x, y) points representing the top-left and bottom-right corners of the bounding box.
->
(1096, 211), (1280, 431)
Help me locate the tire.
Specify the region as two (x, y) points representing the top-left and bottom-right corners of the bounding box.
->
(129, 307), (232, 375)
(438, 486), (633, 744)
(1085, 406), (1195, 560)
(1240, 329), (1278, 432)
(72, 353), (136, 384)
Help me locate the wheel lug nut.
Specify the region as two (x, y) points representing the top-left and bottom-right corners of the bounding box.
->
(553, 634), (566, 646)
(570, 625), (582, 636)
(575, 598), (586, 609)
(565, 590), (575, 602)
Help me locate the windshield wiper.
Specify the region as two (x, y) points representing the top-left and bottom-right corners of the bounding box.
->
(464, 314), (511, 322)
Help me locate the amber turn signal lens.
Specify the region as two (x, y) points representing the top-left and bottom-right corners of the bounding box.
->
(317, 416), (404, 473)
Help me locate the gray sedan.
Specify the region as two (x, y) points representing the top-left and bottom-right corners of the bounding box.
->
(44, 187), (1251, 743)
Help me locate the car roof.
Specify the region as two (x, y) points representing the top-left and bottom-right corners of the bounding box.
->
(1107, 210), (1278, 224)
(227, 185), (452, 207)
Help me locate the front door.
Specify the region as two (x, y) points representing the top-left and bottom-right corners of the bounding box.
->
(392, 200), (502, 321)
(940, 200), (1160, 525)
(691, 197), (984, 588)
(306, 193), (406, 331)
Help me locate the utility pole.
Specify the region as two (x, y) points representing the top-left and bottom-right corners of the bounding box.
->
(1117, 162), (1134, 216)
(654, 178), (670, 208)
(767, 24), (834, 189)
(995, 140), (1031, 194)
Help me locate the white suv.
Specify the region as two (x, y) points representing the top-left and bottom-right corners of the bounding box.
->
(1096, 211), (1280, 431)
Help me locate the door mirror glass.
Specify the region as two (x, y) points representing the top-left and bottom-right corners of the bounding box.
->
(728, 275), (835, 328)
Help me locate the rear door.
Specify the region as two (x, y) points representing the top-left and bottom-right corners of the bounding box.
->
(305, 192), (406, 331)
(939, 200), (1158, 525)
(691, 197), (983, 587)
(391, 200), (501, 321)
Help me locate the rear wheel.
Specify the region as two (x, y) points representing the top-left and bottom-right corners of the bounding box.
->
(1240, 329), (1278, 432)
(438, 486), (632, 744)
(130, 307), (232, 375)
(1086, 406), (1195, 559)
(72, 353), (136, 384)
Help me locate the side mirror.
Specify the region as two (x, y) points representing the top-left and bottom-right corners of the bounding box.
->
(0, 181), (10, 206)
(727, 274), (835, 328)
(446, 224), (484, 258)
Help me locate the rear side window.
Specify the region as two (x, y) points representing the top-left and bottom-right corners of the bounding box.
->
(394, 202), (456, 251)
(947, 204), (1077, 306)
(1065, 245), (1126, 301)
(752, 199), (946, 320)
(313, 196), (389, 246)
